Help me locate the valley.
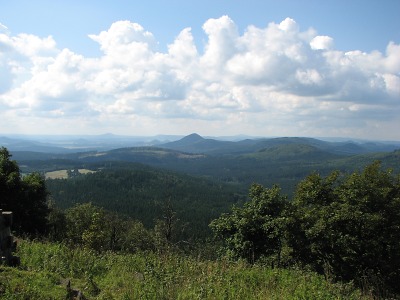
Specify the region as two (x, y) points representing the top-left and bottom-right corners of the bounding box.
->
(2, 133), (400, 298)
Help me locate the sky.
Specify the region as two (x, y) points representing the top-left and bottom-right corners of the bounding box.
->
(0, 0), (399, 140)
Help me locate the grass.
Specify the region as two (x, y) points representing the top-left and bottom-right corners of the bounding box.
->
(45, 170), (69, 179)
(0, 240), (367, 299)
(0, 267), (65, 299)
(45, 169), (96, 179)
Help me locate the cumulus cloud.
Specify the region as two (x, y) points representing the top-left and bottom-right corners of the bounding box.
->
(0, 17), (399, 139)
(310, 35), (334, 50)
(89, 21), (156, 56)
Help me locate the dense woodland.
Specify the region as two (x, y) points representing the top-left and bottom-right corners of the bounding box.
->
(1, 140), (400, 298)
(46, 166), (243, 239)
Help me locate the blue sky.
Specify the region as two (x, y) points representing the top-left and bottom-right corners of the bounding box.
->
(2, 1), (399, 55)
(0, 0), (399, 139)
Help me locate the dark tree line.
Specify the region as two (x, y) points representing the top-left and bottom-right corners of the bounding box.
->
(0, 147), (48, 235)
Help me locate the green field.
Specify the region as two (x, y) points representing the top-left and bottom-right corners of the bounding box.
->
(45, 169), (96, 179)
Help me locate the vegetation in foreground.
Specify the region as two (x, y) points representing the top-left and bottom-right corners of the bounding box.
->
(2, 146), (400, 299)
(0, 240), (364, 300)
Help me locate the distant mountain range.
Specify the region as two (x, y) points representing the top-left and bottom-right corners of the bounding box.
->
(5, 133), (400, 196)
(2, 133), (400, 155)
(159, 133), (400, 155)
(0, 134), (181, 153)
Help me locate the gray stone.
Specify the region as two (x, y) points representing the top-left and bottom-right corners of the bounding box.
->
(0, 209), (19, 266)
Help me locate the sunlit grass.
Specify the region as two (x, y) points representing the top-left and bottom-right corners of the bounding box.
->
(45, 169), (96, 179)
(7, 240), (368, 299)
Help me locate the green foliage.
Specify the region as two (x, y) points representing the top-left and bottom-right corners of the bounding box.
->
(0, 266), (65, 299)
(210, 184), (288, 264)
(46, 166), (243, 239)
(290, 161), (400, 294)
(65, 203), (106, 248)
(11, 239), (363, 299)
(119, 219), (155, 253)
(63, 203), (155, 253)
(0, 147), (49, 235)
(46, 200), (67, 241)
(211, 162), (400, 297)
(1, 147), (22, 212)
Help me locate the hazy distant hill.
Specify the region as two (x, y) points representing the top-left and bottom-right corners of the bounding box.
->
(248, 143), (338, 161)
(2, 133), (399, 155)
(159, 134), (400, 155)
(0, 134), (183, 153)
(0, 136), (73, 153)
(8, 133), (398, 197)
(160, 133), (240, 154)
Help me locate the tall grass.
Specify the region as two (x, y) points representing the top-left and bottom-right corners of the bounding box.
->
(1, 240), (366, 299)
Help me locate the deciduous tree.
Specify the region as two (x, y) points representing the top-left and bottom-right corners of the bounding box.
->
(210, 184), (288, 264)
(290, 162), (400, 293)
(0, 147), (49, 235)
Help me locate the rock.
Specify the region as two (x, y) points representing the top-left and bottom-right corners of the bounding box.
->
(0, 210), (19, 266)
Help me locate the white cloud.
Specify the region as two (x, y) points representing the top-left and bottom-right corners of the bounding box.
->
(310, 35), (334, 50)
(296, 69), (323, 85)
(384, 42), (400, 73)
(201, 15), (238, 68)
(0, 17), (399, 139)
(89, 20), (155, 55)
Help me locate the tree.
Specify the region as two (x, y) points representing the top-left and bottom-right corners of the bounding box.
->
(287, 170), (340, 273)
(154, 198), (180, 252)
(289, 162), (400, 294)
(65, 202), (155, 253)
(65, 203), (107, 249)
(211, 162), (400, 295)
(0, 147), (21, 210)
(210, 184), (288, 264)
(119, 219), (155, 253)
(46, 200), (67, 241)
(0, 147), (49, 235)
(20, 172), (49, 234)
(81, 211), (109, 251)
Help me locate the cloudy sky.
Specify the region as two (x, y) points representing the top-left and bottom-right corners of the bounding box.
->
(0, 1), (399, 140)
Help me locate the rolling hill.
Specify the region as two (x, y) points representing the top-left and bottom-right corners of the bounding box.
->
(159, 134), (400, 155)
(8, 133), (399, 197)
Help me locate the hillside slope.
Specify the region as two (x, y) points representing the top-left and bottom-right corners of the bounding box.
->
(159, 134), (400, 155)
(46, 165), (243, 238)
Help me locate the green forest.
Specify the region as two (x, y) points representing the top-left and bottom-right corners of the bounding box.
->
(45, 166), (243, 239)
(1, 144), (400, 299)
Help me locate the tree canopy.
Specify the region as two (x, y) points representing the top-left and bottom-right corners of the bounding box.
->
(210, 184), (288, 264)
(211, 162), (400, 295)
(0, 147), (49, 235)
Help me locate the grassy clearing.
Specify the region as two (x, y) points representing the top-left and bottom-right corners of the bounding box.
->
(78, 169), (96, 175)
(45, 169), (96, 179)
(45, 170), (69, 179)
(3, 240), (368, 300)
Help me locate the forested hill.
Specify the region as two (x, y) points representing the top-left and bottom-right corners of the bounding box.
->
(159, 134), (400, 155)
(46, 165), (243, 239)
(3, 133), (400, 155)
(11, 134), (400, 196)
